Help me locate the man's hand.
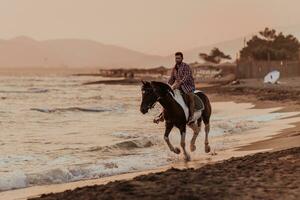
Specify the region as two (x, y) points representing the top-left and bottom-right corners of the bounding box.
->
(171, 80), (181, 90)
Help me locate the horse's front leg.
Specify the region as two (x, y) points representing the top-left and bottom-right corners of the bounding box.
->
(180, 126), (191, 161)
(164, 122), (180, 154)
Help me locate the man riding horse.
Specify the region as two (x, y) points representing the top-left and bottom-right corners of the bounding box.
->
(140, 51), (211, 161)
(154, 52), (196, 124)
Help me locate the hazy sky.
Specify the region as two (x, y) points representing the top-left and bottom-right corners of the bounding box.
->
(1, 0), (300, 55)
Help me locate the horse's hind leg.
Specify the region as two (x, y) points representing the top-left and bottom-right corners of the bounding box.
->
(164, 122), (180, 154)
(189, 120), (201, 152)
(180, 126), (191, 161)
(204, 123), (211, 153)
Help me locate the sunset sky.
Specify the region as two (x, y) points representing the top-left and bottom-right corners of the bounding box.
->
(1, 0), (300, 55)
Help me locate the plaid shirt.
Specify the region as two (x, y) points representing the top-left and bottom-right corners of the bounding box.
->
(168, 62), (195, 93)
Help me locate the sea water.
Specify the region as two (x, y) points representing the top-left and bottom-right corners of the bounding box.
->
(0, 75), (290, 191)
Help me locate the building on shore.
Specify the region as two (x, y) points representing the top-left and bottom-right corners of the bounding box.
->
(190, 62), (237, 81)
(236, 60), (300, 79)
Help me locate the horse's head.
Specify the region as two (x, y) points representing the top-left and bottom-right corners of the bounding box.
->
(140, 81), (158, 114)
(150, 81), (174, 97)
(140, 81), (174, 114)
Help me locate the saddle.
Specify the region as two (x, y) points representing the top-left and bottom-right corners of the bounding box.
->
(181, 91), (205, 111)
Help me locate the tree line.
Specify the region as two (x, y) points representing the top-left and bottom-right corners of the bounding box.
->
(199, 27), (300, 64)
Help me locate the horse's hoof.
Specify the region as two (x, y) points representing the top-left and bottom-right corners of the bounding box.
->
(190, 144), (196, 152)
(173, 147), (181, 154)
(205, 145), (211, 153)
(184, 154), (191, 162)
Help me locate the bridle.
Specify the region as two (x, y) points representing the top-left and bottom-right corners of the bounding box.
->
(142, 87), (160, 110)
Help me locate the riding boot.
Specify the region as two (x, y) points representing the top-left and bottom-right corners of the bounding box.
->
(187, 92), (195, 124)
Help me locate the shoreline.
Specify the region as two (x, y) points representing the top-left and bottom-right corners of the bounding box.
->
(1, 96), (300, 200)
(203, 82), (300, 152)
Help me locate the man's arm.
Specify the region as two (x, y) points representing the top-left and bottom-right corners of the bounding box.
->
(168, 67), (176, 85)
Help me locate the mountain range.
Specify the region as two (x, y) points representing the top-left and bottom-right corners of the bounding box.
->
(1, 25), (300, 68)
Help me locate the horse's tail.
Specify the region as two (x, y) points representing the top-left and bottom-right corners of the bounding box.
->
(195, 91), (211, 125)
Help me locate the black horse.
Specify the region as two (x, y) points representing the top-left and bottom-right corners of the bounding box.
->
(140, 81), (212, 161)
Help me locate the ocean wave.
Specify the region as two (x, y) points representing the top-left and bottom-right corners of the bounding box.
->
(0, 170), (27, 191)
(111, 131), (138, 139)
(88, 95), (102, 100)
(0, 88), (49, 94)
(0, 153), (170, 191)
(27, 88), (49, 93)
(88, 137), (156, 153)
(211, 120), (260, 136)
(30, 107), (113, 113)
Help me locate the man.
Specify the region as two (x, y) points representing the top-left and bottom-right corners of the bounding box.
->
(154, 52), (196, 124)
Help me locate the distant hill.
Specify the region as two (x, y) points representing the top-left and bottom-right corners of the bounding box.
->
(1, 25), (300, 69)
(0, 36), (246, 69)
(0, 36), (168, 68)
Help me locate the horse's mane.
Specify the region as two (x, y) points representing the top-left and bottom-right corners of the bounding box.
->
(141, 81), (151, 90)
(150, 81), (174, 96)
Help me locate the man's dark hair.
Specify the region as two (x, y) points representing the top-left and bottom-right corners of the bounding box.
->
(175, 52), (183, 58)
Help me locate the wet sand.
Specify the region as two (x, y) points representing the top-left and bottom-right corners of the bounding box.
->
(30, 147), (300, 200)
(240, 121), (300, 151)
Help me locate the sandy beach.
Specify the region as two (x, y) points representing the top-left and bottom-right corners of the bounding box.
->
(1, 1), (300, 199)
(29, 147), (300, 200)
(1, 78), (299, 200)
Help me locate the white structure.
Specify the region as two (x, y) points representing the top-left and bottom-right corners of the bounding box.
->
(264, 70), (280, 84)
